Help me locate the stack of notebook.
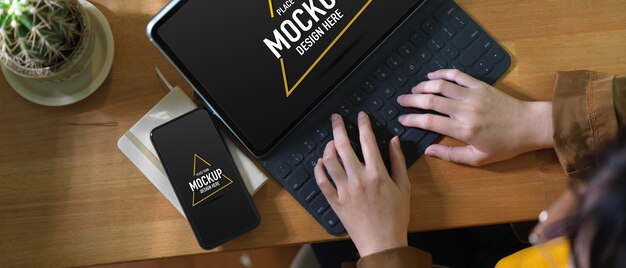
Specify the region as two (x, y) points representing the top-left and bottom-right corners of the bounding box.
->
(117, 72), (267, 217)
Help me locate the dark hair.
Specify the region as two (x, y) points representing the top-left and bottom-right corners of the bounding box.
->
(569, 137), (626, 267)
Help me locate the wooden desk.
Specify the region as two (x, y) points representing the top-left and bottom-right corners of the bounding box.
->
(1, 0), (624, 266)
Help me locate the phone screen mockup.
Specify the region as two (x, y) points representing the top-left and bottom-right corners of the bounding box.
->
(151, 108), (260, 249)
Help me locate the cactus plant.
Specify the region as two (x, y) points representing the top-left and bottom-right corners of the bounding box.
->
(0, 0), (83, 73)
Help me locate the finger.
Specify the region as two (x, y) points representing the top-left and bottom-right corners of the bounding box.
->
(322, 141), (347, 184)
(357, 112), (384, 168)
(330, 114), (361, 173)
(397, 94), (462, 117)
(314, 159), (338, 203)
(425, 144), (487, 166)
(398, 113), (464, 141)
(389, 136), (410, 190)
(427, 69), (484, 89)
(411, 79), (468, 100)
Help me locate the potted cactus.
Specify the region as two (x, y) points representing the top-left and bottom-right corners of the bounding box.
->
(0, 0), (114, 106)
(0, 0), (93, 79)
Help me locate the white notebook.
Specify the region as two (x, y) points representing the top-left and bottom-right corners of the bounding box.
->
(117, 85), (267, 217)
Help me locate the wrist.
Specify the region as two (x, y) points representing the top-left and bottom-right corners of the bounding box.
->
(356, 235), (408, 257)
(521, 101), (554, 151)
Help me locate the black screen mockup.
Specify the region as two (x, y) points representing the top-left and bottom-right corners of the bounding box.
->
(152, 0), (419, 155)
(151, 109), (259, 249)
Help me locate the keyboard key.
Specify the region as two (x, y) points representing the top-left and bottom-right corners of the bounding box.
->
(439, 26), (456, 40)
(410, 31), (425, 45)
(421, 18), (437, 34)
(392, 74), (408, 88)
(304, 155), (319, 171)
(314, 127), (329, 141)
(311, 195), (330, 215)
(400, 128), (428, 146)
(376, 129), (392, 147)
(442, 46), (459, 61)
(428, 37), (444, 52)
(287, 169), (309, 190)
(349, 89), (365, 105)
(400, 107), (425, 116)
(417, 49), (432, 63)
(389, 122), (405, 136)
(398, 42), (414, 58)
(316, 144), (326, 157)
(323, 210), (340, 227)
(449, 61), (465, 72)
(337, 103), (352, 117)
(380, 84), (396, 100)
(475, 59), (493, 75)
(454, 24), (480, 49)
(274, 162), (291, 179)
(346, 125), (359, 140)
(403, 60), (420, 76)
(345, 111), (359, 124)
(298, 180), (321, 203)
(345, 120), (358, 137)
(367, 97), (384, 112)
(386, 54), (402, 70)
(486, 47), (505, 64)
(435, 2), (457, 22)
(465, 67), (478, 78)
(451, 13), (468, 29)
(460, 36), (493, 67)
(362, 77), (378, 92)
(371, 116), (388, 131)
(301, 139), (316, 154)
(430, 56), (447, 70)
(382, 105), (399, 120)
(288, 152), (304, 166)
(374, 66), (391, 81)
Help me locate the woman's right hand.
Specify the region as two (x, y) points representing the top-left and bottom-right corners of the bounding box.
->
(396, 69), (554, 166)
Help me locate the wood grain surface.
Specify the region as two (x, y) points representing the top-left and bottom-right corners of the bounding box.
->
(2, 0), (625, 266)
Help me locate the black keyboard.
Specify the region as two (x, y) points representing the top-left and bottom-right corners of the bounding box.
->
(203, 0), (511, 235)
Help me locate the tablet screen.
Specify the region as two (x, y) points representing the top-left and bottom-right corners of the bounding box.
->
(153, 0), (419, 155)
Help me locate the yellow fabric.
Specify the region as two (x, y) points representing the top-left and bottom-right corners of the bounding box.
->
(496, 237), (570, 268)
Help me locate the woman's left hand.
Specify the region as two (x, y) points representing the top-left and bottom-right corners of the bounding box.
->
(314, 112), (412, 257)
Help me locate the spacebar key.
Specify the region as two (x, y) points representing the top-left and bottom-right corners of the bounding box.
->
(399, 128), (427, 164)
(400, 128), (427, 144)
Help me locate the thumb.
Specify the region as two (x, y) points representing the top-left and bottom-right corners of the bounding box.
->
(425, 144), (486, 166)
(389, 136), (410, 190)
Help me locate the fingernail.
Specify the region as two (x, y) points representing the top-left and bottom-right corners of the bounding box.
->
(538, 210), (549, 222)
(331, 113), (339, 120)
(427, 72), (434, 78)
(398, 115), (406, 123)
(396, 95), (404, 103)
(528, 233), (538, 245)
(317, 158), (322, 163)
(394, 136), (402, 148)
(358, 111), (365, 119)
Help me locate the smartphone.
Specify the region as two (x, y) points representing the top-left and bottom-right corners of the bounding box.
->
(151, 108), (260, 249)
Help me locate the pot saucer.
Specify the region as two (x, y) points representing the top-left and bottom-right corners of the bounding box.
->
(1, 0), (115, 107)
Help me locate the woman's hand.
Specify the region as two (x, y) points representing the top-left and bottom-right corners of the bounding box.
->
(396, 69), (554, 166)
(314, 112), (411, 257)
